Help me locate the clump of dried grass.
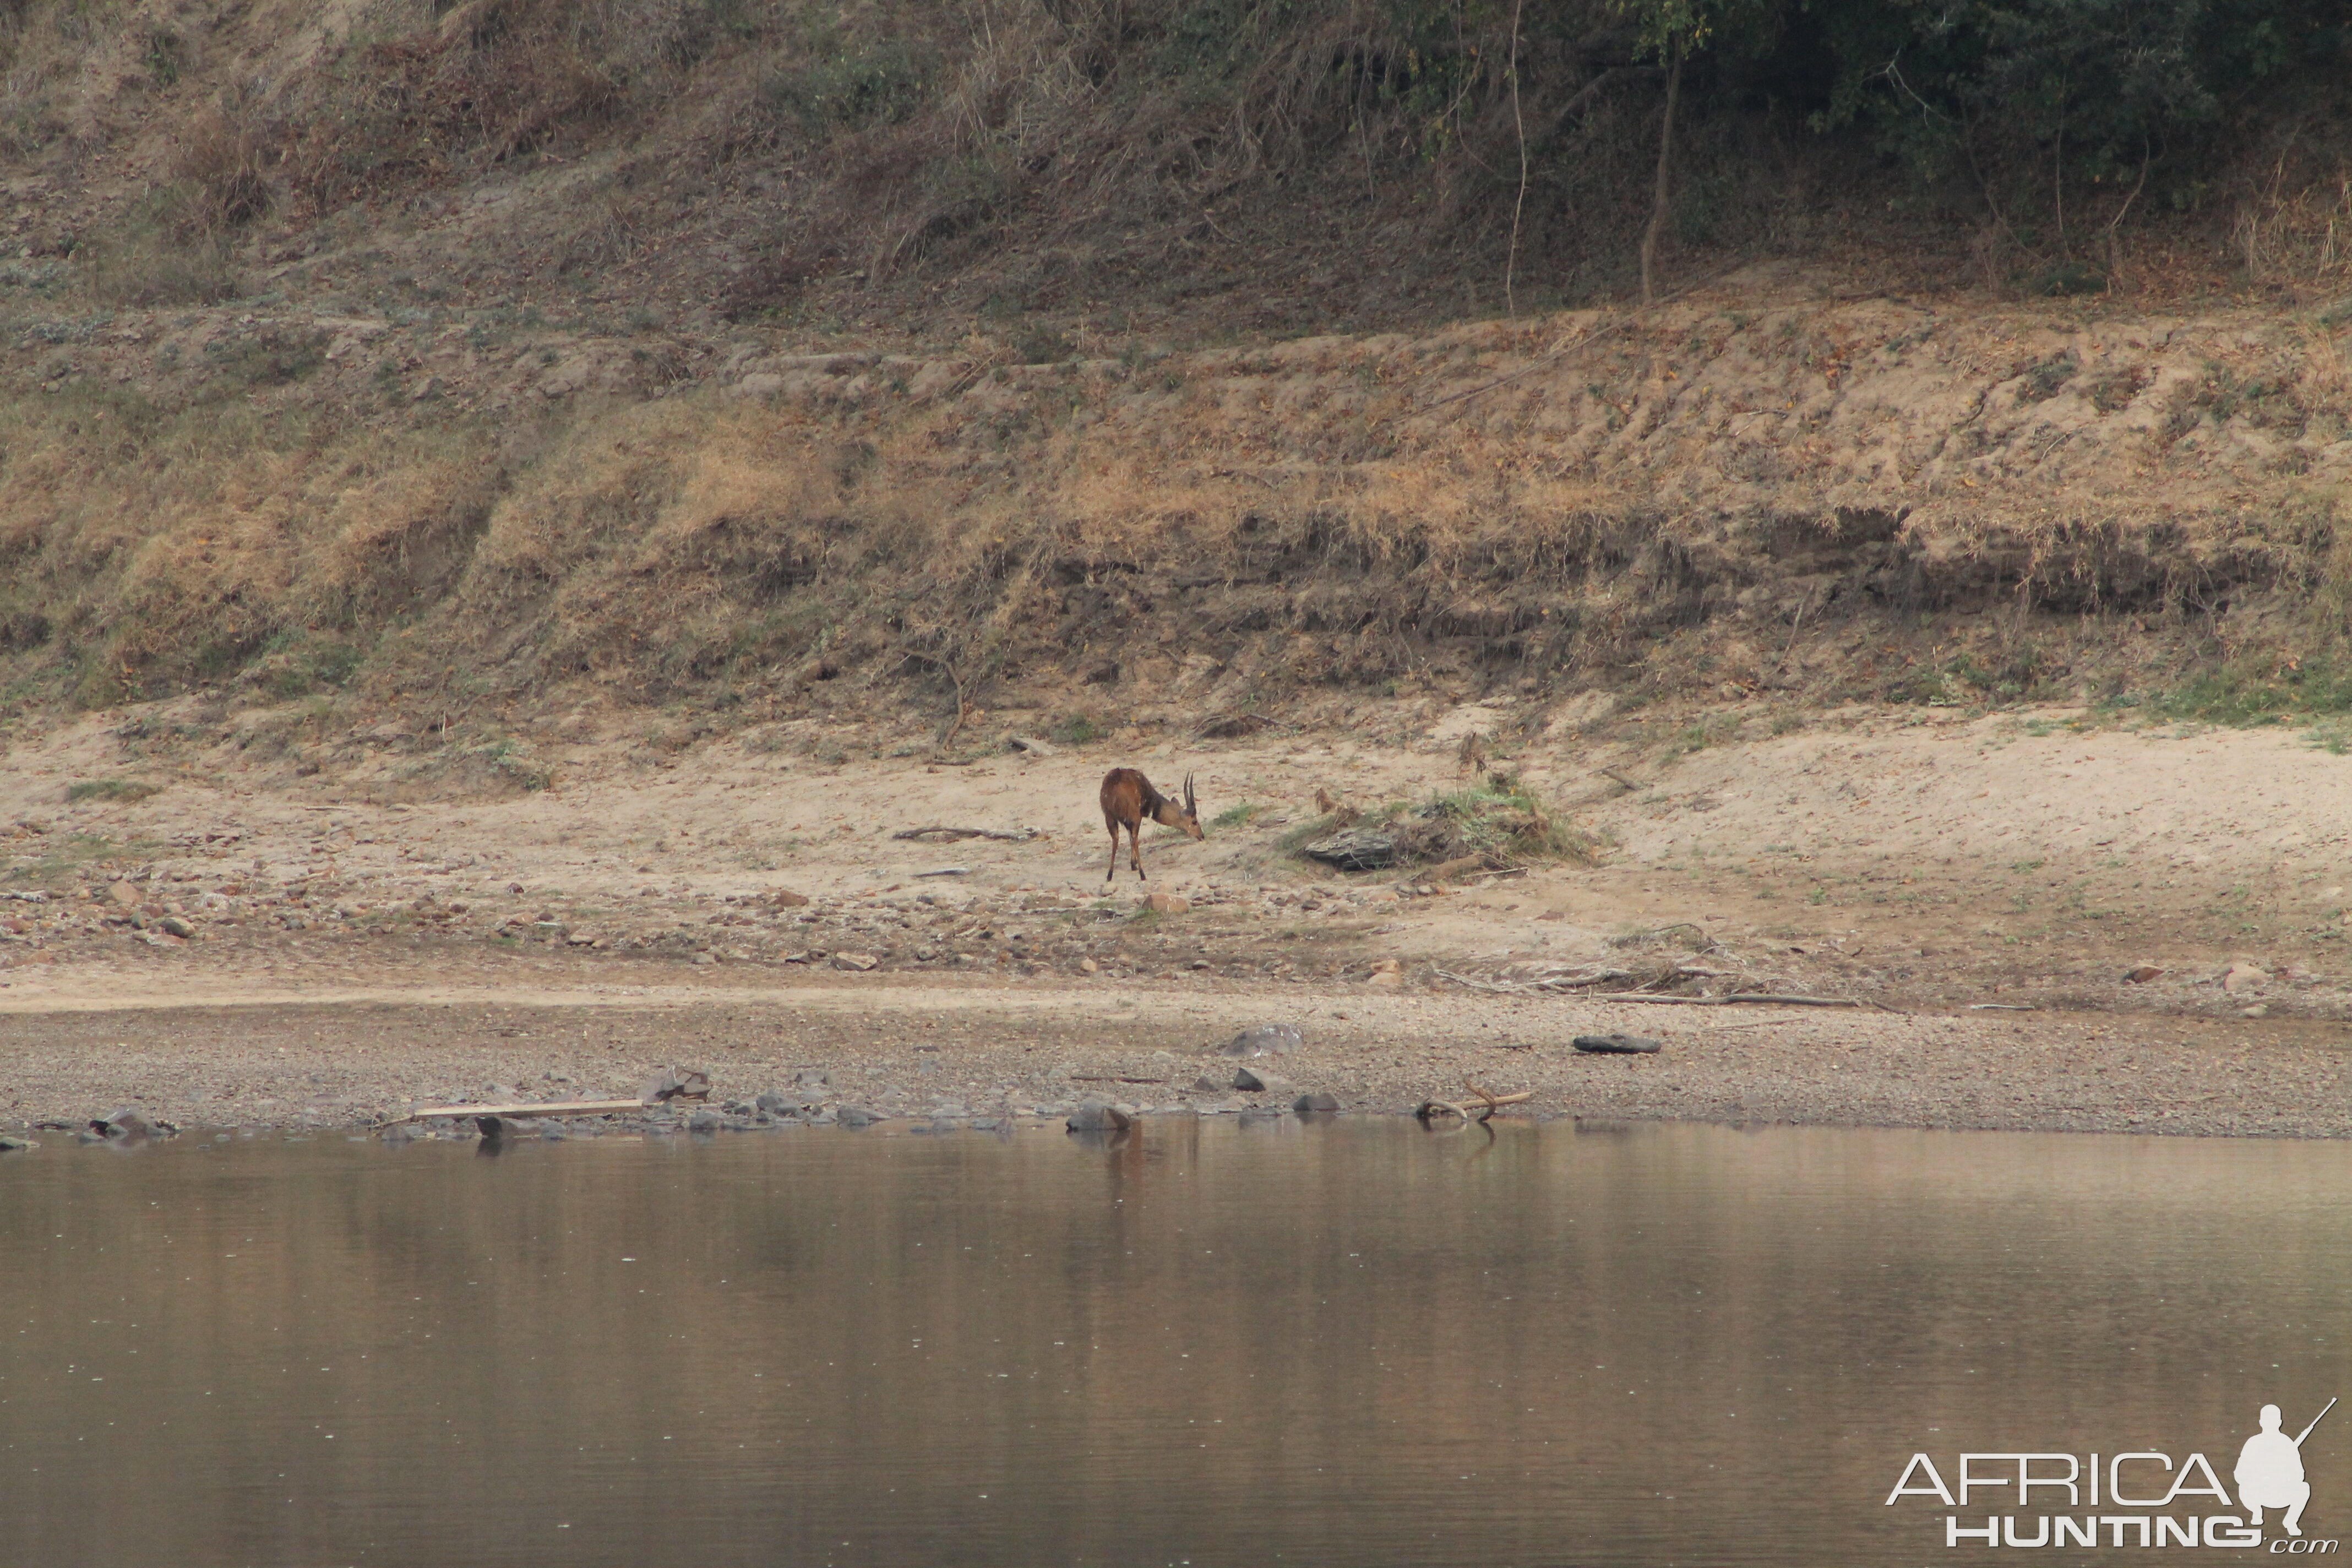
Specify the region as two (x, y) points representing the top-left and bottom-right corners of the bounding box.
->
(1286, 774), (1596, 875)
(80, 97), (275, 304)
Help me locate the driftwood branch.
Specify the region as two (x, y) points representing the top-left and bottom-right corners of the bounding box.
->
(1434, 962), (1858, 1008)
(892, 826), (1038, 842)
(1417, 1086), (1536, 1123)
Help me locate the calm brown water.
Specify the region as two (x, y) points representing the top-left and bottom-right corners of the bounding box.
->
(3, 1118), (2349, 1566)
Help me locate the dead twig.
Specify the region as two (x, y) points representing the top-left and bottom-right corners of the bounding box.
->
(1434, 968), (1538, 993)
(1766, 585), (1816, 683)
(1503, 0), (1529, 317)
(899, 649), (972, 745)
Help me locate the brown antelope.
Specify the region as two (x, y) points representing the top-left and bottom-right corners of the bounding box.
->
(1099, 769), (1202, 883)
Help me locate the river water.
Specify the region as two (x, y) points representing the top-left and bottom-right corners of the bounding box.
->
(3, 1117), (2348, 1566)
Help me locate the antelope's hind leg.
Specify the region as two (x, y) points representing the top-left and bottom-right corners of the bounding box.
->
(1129, 823), (1147, 880)
(1104, 823), (1121, 884)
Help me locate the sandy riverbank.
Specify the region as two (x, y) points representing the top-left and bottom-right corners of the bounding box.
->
(1, 962), (2346, 1141)
(3, 696), (2351, 1141)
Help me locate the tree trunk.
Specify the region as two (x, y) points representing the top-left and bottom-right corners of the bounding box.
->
(1639, 42), (1683, 307)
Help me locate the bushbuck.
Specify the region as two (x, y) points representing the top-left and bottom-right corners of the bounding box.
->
(1099, 769), (1202, 883)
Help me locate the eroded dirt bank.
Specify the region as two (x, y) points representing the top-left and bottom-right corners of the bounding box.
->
(2, 694), (2350, 1138)
(10, 285), (2352, 725)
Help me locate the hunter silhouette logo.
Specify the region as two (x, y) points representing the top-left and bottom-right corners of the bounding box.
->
(1886, 1398), (2338, 1550)
(2241, 1400), (2334, 1538)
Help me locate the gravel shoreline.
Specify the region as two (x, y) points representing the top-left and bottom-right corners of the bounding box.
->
(2, 968), (2346, 1145)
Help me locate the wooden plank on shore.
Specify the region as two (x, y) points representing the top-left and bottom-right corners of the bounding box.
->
(1591, 992), (1863, 1008)
(378, 1099), (647, 1128)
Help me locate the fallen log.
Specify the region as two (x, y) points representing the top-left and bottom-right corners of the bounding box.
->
(374, 1098), (647, 1129)
(1572, 1033), (1662, 1054)
(1593, 992), (1863, 1008)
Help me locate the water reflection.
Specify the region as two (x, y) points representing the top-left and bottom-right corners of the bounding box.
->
(2, 1119), (2347, 1566)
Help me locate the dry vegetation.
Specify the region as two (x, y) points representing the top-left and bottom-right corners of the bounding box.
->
(2, 0), (2352, 747)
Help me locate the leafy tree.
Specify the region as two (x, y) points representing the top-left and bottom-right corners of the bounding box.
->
(1805, 0), (2342, 280)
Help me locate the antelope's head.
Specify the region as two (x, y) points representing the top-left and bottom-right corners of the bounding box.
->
(1159, 774), (1205, 840)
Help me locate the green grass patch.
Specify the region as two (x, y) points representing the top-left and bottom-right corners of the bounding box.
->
(64, 779), (161, 804)
(1660, 715), (1743, 761)
(262, 635), (363, 700)
(2119, 654), (2352, 727)
(1210, 801), (1260, 829)
(5, 831), (138, 885)
(1049, 712), (1104, 746)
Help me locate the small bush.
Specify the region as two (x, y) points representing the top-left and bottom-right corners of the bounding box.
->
(170, 104), (274, 236)
(2020, 351), (2080, 401)
(1015, 326), (1073, 364)
(263, 638), (362, 699)
(759, 37), (925, 134)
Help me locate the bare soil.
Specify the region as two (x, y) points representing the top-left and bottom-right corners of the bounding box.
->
(4, 695), (2349, 1140)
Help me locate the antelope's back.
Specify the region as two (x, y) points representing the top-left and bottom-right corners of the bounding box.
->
(1101, 766), (1148, 821)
